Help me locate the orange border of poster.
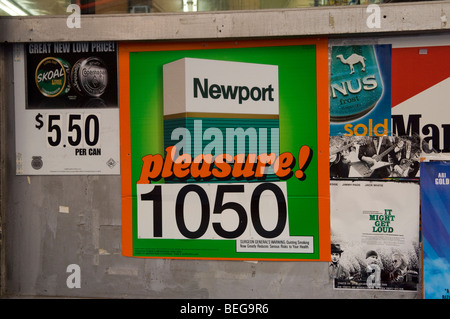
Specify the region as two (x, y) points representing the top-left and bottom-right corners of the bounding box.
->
(119, 38), (330, 261)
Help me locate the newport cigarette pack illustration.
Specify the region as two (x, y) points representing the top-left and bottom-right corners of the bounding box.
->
(163, 58), (280, 182)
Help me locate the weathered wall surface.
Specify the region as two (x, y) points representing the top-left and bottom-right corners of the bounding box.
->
(3, 3), (447, 298)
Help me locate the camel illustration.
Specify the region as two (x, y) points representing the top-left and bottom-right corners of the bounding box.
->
(336, 53), (366, 74)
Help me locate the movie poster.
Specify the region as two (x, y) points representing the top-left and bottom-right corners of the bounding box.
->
(14, 42), (120, 175)
(330, 180), (420, 291)
(420, 161), (450, 299)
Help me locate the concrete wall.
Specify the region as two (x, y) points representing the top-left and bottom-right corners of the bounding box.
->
(2, 2), (448, 298)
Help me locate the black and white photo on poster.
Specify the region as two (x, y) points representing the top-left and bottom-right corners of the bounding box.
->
(329, 134), (420, 180)
(329, 180), (420, 291)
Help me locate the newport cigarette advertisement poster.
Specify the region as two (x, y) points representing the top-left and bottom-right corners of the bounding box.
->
(119, 39), (330, 261)
(330, 180), (420, 291)
(420, 161), (450, 299)
(14, 42), (120, 175)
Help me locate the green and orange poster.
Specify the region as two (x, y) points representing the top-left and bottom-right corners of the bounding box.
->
(119, 39), (330, 261)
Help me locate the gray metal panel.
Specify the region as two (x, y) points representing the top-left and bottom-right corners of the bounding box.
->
(0, 2), (439, 299)
(0, 2), (450, 43)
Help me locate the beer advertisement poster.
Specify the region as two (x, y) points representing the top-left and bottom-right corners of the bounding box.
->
(330, 180), (420, 291)
(119, 39), (330, 261)
(330, 45), (391, 137)
(420, 161), (450, 299)
(14, 42), (120, 175)
(392, 45), (450, 161)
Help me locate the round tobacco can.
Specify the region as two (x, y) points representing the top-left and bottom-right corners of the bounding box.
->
(70, 58), (85, 96)
(35, 57), (71, 97)
(71, 57), (108, 97)
(330, 45), (383, 123)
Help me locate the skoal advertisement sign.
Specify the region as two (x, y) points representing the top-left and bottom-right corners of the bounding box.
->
(119, 39), (330, 261)
(14, 42), (120, 175)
